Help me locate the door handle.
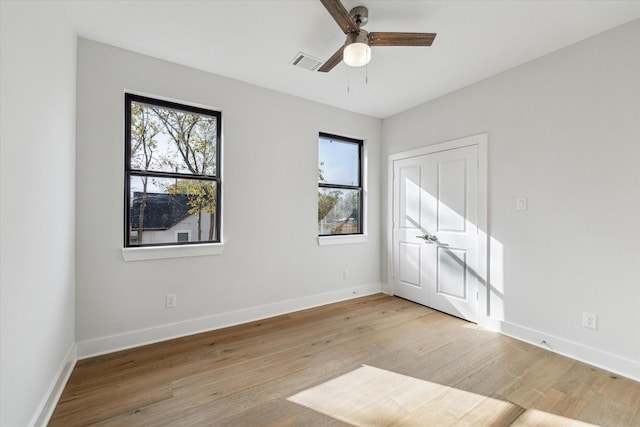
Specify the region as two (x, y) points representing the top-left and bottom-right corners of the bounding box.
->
(416, 232), (449, 246)
(416, 232), (439, 243)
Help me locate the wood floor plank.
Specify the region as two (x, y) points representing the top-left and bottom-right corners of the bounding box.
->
(49, 294), (640, 426)
(450, 394), (525, 427)
(217, 399), (349, 427)
(497, 350), (577, 408)
(578, 391), (640, 426)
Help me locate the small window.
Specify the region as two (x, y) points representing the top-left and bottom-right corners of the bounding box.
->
(318, 133), (363, 236)
(125, 94), (221, 247)
(176, 231), (190, 242)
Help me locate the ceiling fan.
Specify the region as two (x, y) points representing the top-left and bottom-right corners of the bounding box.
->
(318, 0), (437, 72)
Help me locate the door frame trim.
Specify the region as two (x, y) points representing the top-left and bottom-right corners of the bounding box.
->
(387, 133), (489, 322)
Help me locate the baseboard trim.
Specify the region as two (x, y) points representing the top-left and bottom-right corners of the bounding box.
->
(77, 283), (383, 359)
(30, 343), (77, 427)
(481, 317), (640, 382)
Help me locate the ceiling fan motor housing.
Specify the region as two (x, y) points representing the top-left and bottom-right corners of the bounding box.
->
(346, 30), (369, 45)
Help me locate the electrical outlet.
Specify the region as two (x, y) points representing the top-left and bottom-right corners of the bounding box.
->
(516, 198), (528, 211)
(343, 269), (350, 280)
(582, 312), (597, 330)
(166, 294), (177, 309)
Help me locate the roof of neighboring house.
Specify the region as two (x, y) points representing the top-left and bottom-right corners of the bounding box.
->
(130, 192), (191, 230)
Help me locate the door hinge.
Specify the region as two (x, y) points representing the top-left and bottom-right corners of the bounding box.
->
(476, 291), (479, 300)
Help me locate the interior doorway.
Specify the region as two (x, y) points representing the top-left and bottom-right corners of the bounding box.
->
(388, 134), (488, 322)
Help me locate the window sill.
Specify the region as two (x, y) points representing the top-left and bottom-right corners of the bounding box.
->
(122, 243), (224, 262)
(317, 235), (367, 246)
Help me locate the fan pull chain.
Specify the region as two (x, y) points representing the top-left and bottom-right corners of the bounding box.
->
(365, 61), (368, 85)
(346, 69), (351, 94)
(365, 48), (369, 84)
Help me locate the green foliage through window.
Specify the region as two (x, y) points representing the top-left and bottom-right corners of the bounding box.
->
(318, 133), (363, 236)
(125, 94), (221, 247)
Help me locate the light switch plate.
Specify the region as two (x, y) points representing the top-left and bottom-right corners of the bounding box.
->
(166, 294), (177, 308)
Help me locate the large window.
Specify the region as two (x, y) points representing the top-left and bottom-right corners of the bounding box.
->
(125, 94), (221, 247)
(318, 133), (363, 236)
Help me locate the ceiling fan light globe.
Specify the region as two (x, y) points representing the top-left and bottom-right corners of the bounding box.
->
(344, 42), (371, 67)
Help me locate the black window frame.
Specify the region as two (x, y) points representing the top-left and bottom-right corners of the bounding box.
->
(318, 132), (364, 236)
(124, 93), (222, 248)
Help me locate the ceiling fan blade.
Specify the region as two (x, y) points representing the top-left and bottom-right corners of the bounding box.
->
(319, 0), (359, 34)
(369, 32), (437, 47)
(318, 44), (345, 72)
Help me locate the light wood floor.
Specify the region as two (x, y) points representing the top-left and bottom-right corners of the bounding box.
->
(50, 294), (640, 426)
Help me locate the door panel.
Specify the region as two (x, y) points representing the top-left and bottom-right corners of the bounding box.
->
(399, 242), (421, 286)
(393, 144), (479, 322)
(438, 159), (467, 232)
(399, 165), (421, 230)
(437, 247), (467, 299)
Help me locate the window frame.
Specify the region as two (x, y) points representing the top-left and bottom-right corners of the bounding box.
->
(124, 93), (222, 249)
(317, 132), (364, 238)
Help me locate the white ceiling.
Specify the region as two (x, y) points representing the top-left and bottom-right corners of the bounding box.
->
(63, 0), (640, 118)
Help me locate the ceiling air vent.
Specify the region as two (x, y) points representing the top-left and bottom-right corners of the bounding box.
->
(290, 52), (324, 72)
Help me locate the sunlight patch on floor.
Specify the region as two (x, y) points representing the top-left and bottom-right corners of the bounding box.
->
(288, 365), (599, 426)
(511, 408), (599, 426)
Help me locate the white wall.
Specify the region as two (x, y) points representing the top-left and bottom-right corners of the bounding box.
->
(75, 39), (382, 353)
(0, 2), (77, 426)
(382, 20), (640, 379)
